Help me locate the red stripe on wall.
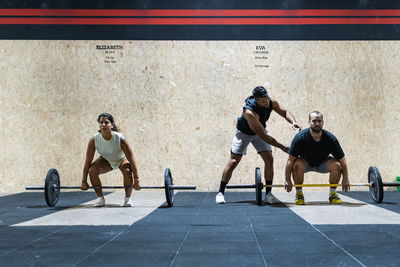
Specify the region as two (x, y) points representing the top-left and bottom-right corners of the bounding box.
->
(0, 17), (400, 25)
(0, 9), (399, 17)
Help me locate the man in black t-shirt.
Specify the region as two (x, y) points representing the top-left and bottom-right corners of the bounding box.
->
(284, 111), (350, 205)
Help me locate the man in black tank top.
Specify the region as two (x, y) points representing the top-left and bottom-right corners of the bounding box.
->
(284, 111), (350, 205)
(216, 85), (302, 205)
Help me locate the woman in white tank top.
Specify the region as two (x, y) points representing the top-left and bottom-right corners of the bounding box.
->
(81, 113), (141, 207)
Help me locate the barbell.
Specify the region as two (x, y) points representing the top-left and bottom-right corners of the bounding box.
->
(227, 166), (399, 205)
(25, 168), (196, 207)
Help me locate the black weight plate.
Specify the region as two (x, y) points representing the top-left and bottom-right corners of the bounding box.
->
(44, 168), (60, 207)
(255, 167), (262, 206)
(164, 168), (174, 207)
(368, 166), (384, 203)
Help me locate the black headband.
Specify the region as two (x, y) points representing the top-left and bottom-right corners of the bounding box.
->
(98, 113), (114, 123)
(252, 86), (268, 98)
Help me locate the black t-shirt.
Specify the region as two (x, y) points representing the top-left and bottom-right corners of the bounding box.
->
(236, 96), (273, 135)
(288, 128), (345, 167)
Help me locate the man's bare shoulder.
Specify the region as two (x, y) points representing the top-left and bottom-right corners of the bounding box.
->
(243, 108), (257, 116)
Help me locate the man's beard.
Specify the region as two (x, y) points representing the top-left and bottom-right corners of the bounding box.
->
(310, 127), (322, 133)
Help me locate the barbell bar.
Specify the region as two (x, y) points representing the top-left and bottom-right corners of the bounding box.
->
(227, 167), (264, 205)
(25, 168), (196, 207)
(227, 166), (399, 205)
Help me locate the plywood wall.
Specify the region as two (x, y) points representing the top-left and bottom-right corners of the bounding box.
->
(1, 41), (399, 192)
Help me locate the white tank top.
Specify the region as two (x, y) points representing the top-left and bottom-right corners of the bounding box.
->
(94, 131), (125, 165)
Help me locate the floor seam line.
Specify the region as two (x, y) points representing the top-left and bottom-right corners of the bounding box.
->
(241, 192), (268, 267)
(0, 225), (69, 257)
(71, 223), (134, 266)
(168, 192), (208, 267)
(311, 224), (367, 267)
(387, 231), (400, 239)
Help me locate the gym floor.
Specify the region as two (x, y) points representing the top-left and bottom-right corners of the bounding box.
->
(0, 190), (399, 266)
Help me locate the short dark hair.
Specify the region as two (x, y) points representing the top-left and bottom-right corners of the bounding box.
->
(309, 111), (323, 120)
(252, 86), (268, 98)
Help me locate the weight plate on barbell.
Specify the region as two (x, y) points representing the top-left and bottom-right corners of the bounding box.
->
(255, 167), (262, 206)
(164, 168), (174, 207)
(368, 166), (384, 203)
(44, 168), (60, 207)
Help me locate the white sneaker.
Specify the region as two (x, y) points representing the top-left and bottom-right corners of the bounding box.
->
(121, 197), (133, 207)
(264, 192), (280, 204)
(93, 197), (105, 207)
(215, 192), (226, 204)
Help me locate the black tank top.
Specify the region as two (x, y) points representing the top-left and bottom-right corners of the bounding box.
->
(236, 96), (273, 135)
